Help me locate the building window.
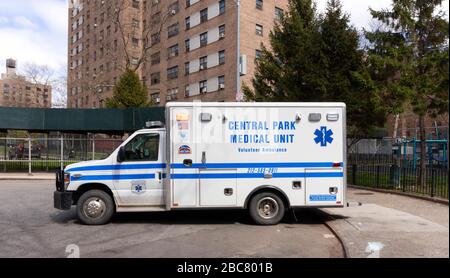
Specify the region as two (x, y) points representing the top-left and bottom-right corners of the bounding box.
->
(219, 0), (225, 14)
(256, 0), (263, 10)
(152, 12), (161, 25)
(132, 19), (139, 28)
(168, 44), (179, 58)
(151, 33), (160, 45)
(131, 57), (139, 65)
(185, 39), (190, 52)
(185, 85), (190, 97)
(256, 24), (263, 36)
(219, 50), (225, 64)
(168, 22), (179, 38)
(275, 7), (284, 20)
(151, 52), (160, 65)
(200, 8), (208, 23)
(151, 72), (160, 85)
(186, 0), (191, 7)
(199, 56), (207, 70)
(132, 38), (139, 48)
(168, 1), (180, 15)
(167, 66), (179, 79)
(219, 24), (225, 39)
(199, 80), (207, 94)
(218, 75), (225, 90)
(200, 32), (208, 47)
(151, 93), (160, 104)
(185, 62), (190, 76)
(132, 0), (140, 8)
(166, 88), (178, 101)
(255, 49), (262, 59)
(185, 16), (190, 29)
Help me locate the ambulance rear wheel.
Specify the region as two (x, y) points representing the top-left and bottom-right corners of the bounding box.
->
(249, 192), (285, 225)
(76, 190), (114, 225)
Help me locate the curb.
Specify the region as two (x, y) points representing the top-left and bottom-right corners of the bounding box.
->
(315, 209), (350, 258)
(349, 185), (449, 205)
(0, 175), (55, 181)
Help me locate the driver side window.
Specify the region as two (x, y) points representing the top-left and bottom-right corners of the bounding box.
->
(124, 133), (159, 161)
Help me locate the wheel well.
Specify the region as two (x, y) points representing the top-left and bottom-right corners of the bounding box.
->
(244, 186), (290, 209)
(73, 183), (115, 205)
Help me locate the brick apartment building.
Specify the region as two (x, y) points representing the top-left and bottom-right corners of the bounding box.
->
(0, 59), (52, 108)
(67, 0), (288, 108)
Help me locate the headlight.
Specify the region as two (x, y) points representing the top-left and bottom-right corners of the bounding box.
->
(64, 173), (70, 189)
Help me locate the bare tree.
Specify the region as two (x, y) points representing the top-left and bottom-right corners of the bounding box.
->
(109, 0), (176, 72)
(20, 63), (54, 86)
(20, 63), (67, 108)
(52, 69), (68, 108)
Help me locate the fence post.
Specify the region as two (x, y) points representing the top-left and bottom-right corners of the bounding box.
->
(28, 137), (32, 175)
(376, 165), (380, 188)
(402, 166), (406, 192)
(45, 134), (49, 172)
(3, 137), (6, 172)
(431, 168), (436, 198)
(352, 164), (357, 185)
(92, 136), (95, 161)
(60, 136), (64, 170)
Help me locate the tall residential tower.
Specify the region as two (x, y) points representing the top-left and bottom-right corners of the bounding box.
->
(68, 0), (288, 108)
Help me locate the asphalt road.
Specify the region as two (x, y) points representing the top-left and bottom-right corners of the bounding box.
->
(0, 180), (344, 258)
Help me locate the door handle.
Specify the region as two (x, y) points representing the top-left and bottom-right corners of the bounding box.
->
(155, 171), (162, 182)
(201, 151), (206, 164)
(183, 159), (193, 167)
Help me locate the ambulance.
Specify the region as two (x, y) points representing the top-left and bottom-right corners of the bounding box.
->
(54, 102), (346, 225)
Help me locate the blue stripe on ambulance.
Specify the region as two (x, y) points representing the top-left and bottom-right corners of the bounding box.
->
(66, 163), (167, 172)
(66, 162), (343, 172)
(70, 171), (343, 181)
(171, 162), (342, 168)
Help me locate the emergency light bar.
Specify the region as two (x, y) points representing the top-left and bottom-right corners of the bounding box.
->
(145, 121), (164, 128)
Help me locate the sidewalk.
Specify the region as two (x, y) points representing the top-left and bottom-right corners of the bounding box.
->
(0, 172), (55, 180)
(322, 187), (449, 258)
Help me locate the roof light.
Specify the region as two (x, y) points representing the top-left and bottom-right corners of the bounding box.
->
(327, 113), (339, 121)
(145, 121), (164, 128)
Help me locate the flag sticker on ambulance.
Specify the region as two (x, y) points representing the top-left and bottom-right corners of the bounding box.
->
(176, 113), (189, 121)
(178, 145), (191, 154)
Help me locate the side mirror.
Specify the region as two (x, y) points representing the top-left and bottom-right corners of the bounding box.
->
(117, 146), (126, 163)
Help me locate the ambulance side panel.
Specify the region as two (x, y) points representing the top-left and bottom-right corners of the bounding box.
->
(167, 103), (346, 209)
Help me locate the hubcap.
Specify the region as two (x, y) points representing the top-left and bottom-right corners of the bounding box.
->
(83, 197), (106, 219)
(257, 197), (279, 219)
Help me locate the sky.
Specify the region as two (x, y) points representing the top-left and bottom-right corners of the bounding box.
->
(0, 0), (449, 88)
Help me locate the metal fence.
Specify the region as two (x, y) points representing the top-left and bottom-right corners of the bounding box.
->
(348, 138), (449, 200)
(0, 137), (123, 173)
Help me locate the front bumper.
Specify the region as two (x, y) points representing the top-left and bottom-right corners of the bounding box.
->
(54, 169), (72, 210)
(54, 191), (73, 210)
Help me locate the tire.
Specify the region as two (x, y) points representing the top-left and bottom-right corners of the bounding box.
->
(248, 192), (286, 225)
(76, 190), (114, 225)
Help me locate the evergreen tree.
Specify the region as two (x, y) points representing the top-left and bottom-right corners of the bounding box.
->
(243, 0), (325, 102)
(106, 69), (151, 108)
(320, 0), (388, 139)
(244, 0), (389, 140)
(366, 0), (449, 186)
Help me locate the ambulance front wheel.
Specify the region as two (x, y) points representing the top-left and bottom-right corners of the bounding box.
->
(249, 192), (286, 225)
(76, 190), (114, 225)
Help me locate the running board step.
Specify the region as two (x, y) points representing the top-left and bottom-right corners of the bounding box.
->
(116, 206), (167, 212)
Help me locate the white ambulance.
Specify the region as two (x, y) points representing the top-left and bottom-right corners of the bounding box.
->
(54, 102), (346, 225)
